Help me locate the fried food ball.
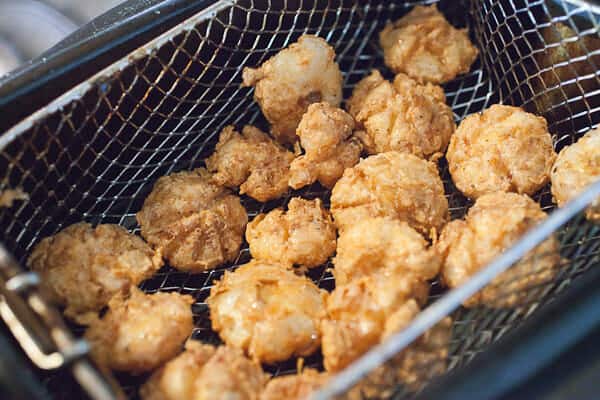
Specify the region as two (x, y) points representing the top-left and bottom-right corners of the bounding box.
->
(261, 369), (328, 400)
(289, 102), (362, 189)
(330, 152), (449, 237)
(207, 261), (328, 364)
(206, 125), (295, 201)
(242, 35), (343, 144)
(447, 105), (556, 199)
(437, 192), (561, 308)
(551, 127), (600, 221)
(334, 217), (441, 286)
(246, 198), (336, 269)
(136, 168), (247, 272)
(140, 341), (267, 400)
(27, 222), (162, 323)
(379, 4), (478, 84)
(346, 70), (455, 159)
(85, 288), (193, 373)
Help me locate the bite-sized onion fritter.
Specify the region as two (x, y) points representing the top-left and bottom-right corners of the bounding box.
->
(334, 217), (441, 286)
(85, 288), (193, 374)
(379, 4), (478, 84)
(331, 152), (449, 237)
(207, 261), (327, 364)
(437, 192), (561, 308)
(289, 102), (362, 189)
(136, 168), (247, 272)
(246, 198), (337, 269)
(261, 369), (328, 400)
(347, 70), (455, 159)
(28, 222), (162, 322)
(551, 127), (600, 221)
(140, 341), (267, 400)
(242, 35), (343, 144)
(206, 125), (295, 201)
(447, 104), (556, 199)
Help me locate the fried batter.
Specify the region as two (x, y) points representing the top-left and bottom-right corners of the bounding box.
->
(206, 125), (295, 201)
(289, 102), (362, 189)
(347, 70), (455, 159)
(437, 192), (561, 308)
(330, 152), (449, 237)
(551, 127), (600, 222)
(379, 4), (478, 84)
(261, 369), (328, 400)
(27, 222), (162, 322)
(136, 168), (247, 272)
(242, 35), (343, 144)
(246, 198), (337, 269)
(85, 288), (193, 373)
(447, 104), (556, 199)
(207, 261), (327, 364)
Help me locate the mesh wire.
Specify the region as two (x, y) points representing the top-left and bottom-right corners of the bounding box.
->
(0, 0), (598, 399)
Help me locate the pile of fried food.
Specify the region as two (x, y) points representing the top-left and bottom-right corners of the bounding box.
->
(26, 4), (600, 400)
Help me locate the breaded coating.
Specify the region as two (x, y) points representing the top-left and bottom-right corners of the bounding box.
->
(330, 152), (449, 237)
(379, 4), (478, 84)
(347, 71), (455, 159)
(246, 198), (336, 269)
(447, 105), (556, 199)
(136, 168), (247, 272)
(141, 341), (267, 400)
(242, 35), (343, 144)
(261, 369), (328, 400)
(27, 222), (162, 323)
(206, 125), (295, 201)
(85, 288), (193, 374)
(289, 103), (362, 189)
(551, 127), (600, 221)
(437, 192), (561, 308)
(334, 217), (441, 286)
(207, 261), (328, 364)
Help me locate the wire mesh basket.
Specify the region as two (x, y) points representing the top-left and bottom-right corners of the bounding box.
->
(0, 0), (599, 399)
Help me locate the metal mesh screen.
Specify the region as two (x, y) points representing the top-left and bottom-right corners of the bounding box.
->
(0, 0), (598, 399)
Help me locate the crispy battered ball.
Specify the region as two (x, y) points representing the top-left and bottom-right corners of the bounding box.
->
(379, 4), (478, 84)
(85, 288), (193, 374)
(447, 105), (556, 199)
(330, 152), (449, 237)
(437, 192), (561, 308)
(551, 127), (600, 221)
(140, 341), (267, 400)
(261, 369), (328, 400)
(136, 168), (247, 272)
(246, 198), (336, 269)
(207, 261), (328, 364)
(206, 125), (295, 201)
(27, 222), (162, 322)
(346, 70), (455, 159)
(334, 217), (441, 286)
(242, 35), (343, 144)
(289, 102), (362, 189)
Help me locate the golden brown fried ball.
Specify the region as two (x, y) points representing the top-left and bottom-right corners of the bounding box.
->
(261, 369), (328, 400)
(551, 127), (600, 221)
(447, 105), (556, 199)
(242, 35), (343, 144)
(437, 192), (561, 308)
(289, 102), (362, 189)
(207, 261), (327, 364)
(246, 198), (337, 269)
(140, 341), (267, 400)
(347, 70), (455, 159)
(136, 168), (247, 272)
(27, 222), (162, 323)
(334, 217), (441, 286)
(379, 4), (478, 84)
(206, 125), (295, 201)
(85, 288), (193, 374)
(330, 152), (449, 237)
